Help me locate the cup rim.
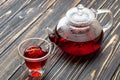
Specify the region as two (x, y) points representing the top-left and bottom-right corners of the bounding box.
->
(18, 38), (52, 61)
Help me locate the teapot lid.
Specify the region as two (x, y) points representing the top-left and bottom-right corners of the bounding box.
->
(66, 4), (95, 26)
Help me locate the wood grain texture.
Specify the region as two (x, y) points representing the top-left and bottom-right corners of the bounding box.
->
(112, 66), (120, 80)
(0, 0), (120, 80)
(0, 0), (57, 79)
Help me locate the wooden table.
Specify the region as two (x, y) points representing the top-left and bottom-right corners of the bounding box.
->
(0, 0), (120, 80)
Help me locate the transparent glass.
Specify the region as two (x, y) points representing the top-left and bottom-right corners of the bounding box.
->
(18, 38), (52, 78)
(46, 4), (113, 56)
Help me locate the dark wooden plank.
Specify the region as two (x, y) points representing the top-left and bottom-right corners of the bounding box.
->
(0, 0), (57, 79)
(0, 0), (33, 53)
(43, 55), (91, 80)
(16, 48), (63, 80)
(0, 0), (120, 80)
(4, 0), (81, 79)
(44, 0), (120, 80)
(95, 0), (119, 39)
(10, 0), (120, 79)
(0, 0), (53, 56)
(42, 0), (105, 80)
(45, 34), (120, 80)
(0, 0), (47, 54)
(8, 64), (27, 80)
(0, 0), (18, 13)
(69, 35), (119, 80)
(0, 0), (30, 27)
(97, 41), (120, 80)
(8, 0), (82, 79)
(0, 0), (57, 65)
(74, 25), (120, 80)
(112, 66), (120, 80)
(0, 0), (7, 6)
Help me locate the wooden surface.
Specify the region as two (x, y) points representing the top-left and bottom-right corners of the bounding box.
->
(0, 0), (120, 80)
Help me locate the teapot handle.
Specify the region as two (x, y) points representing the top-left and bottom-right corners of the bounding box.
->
(96, 9), (113, 32)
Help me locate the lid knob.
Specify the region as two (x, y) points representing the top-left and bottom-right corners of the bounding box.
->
(77, 4), (85, 10)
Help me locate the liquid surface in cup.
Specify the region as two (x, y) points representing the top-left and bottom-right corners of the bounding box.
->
(24, 46), (47, 70)
(49, 28), (103, 56)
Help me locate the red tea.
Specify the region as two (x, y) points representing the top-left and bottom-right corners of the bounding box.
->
(49, 29), (103, 56)
(24, 46), (47, 70)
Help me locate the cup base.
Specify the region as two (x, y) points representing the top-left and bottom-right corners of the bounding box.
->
(29, 69), (44, 77)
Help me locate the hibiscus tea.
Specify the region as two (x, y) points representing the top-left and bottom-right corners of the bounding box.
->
(49, 29), (103, 56)
(24, 46), (47, 70)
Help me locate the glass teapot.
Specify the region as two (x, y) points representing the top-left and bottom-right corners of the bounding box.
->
(47, 4), (113, 56)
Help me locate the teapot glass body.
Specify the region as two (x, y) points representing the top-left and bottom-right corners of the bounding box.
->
(48, 4), (113, 56)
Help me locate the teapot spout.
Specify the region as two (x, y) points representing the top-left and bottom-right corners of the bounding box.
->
(46, 27), (56, 43)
